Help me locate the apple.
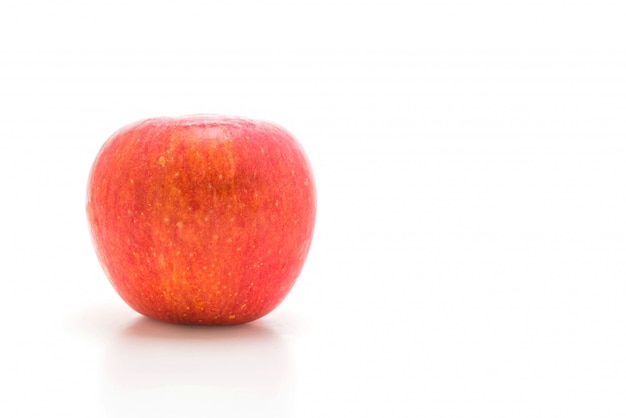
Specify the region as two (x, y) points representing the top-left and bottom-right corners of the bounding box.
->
(86, 115), (316, 325)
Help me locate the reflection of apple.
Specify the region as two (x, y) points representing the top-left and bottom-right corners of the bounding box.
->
(87, 115), (316, 324)
(101, 317), (294, 417)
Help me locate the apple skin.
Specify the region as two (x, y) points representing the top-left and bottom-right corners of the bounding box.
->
(87, 115), (316, 325)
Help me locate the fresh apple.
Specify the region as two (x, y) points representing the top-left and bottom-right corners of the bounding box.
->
(86, 115), (316, 325)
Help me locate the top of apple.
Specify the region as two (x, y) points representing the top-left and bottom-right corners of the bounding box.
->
(142, 114), (276, 130)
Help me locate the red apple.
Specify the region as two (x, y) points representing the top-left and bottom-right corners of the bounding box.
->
(86, 115), (316, 325)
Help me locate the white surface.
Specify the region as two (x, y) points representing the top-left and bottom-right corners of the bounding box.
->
(2, 0), (626, 416)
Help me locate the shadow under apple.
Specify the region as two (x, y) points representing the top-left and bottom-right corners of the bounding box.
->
(100, 315), (295, 418)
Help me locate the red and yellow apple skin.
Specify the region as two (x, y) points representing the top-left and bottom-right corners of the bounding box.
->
(86, 115), (316, 325)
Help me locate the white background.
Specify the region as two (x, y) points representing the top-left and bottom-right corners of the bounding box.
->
(1, 0), (626, 416)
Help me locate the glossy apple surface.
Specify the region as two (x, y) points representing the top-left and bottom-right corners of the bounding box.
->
(87, 115), (316, 325)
